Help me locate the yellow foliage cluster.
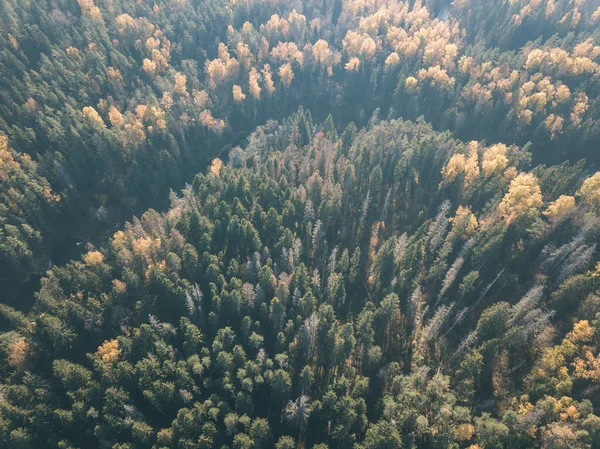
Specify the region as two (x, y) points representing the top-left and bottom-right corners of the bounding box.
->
(450, 206), (479, 237)
(310, 39), (341, 69)
(248, 69), (261, 99)
(577, 172), (600, 207)
(199, 110), (226, 132)
(77, 0), (101, 19)
(235, 42), (254, 70)
(279, 63), (294, 87)
(342, 30), (377, 58)
(261, 65), (276, 94)
(404, 76), (418, 94)
(443, 153), (467, 183)
(66, 46), (79, 58)
(454, 423), (475, 441)
(192, 90), (210, 109)
(570, 92), (588, 127)
(232, 85), (246, 102)
(115, 13), (135, 30)
(0, 135), (19, 169)
(593, 6), (600, 23)
(108, 106), (124, 127)
(8, 33), (19, 50)
(96, 339), (121, 364)
(106, 67), (122, 83)
(574, 351), (600, 382)
(544, 114), (564, 139)
(210, 158), (224, 176)
(288, 9), (307, 32)
(173, 72), (187, 95)
(262, 13), (290, 39)
(383, 2), (460, 71)
(112, 230), (129, 251)
(345, 57), (361, 72)
(543, 195), (575, 223)
(525, 47), (600, 77)
(121, 119), (146, 147)
(482, 143), (509, 176)
(84, 251), (105, 266)
(270, 42), (304, 67)
(463, 141), (480, 187)
(132, 236), (160, 258)
(140, 32), (171, 77)
(135, 105), (167, 131)
(112, 279), (127, 294)
(8, 337), (28, 370)
(205, 43), (240, 89)
(385, 52), (400, 67)
(441, 142), (481, 187)
(82, 106), (106, 128)
(417, 65), (455, 89)
(142, 58), (157, 76)
(498, 173), (543, 224)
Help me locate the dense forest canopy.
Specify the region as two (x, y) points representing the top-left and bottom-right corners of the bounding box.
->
(1, 0), (600, 448)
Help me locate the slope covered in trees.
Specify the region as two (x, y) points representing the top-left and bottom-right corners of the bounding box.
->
(2, 0), (600, 448)
(2, 111), (600, 449)
(2, 0), (600, 295)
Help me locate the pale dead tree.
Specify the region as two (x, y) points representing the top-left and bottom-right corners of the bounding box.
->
(311, 220), (324, 260)
(283, 247), (295, 272)
(437, 238), (476, 306)
(452, 306), (468, 328)
(419, 303), (454, 349)
(360, 189), (371, 229)
(293, 287), (301, 307)
(541, 237), (584, 277)
(285, 395), (311, 428)
(368, 108), (380, 127)
(541, 217), (599, 277)
(428, 200), (451, 253)
(302, 313), (319, 362)
(394, 232), (408, 265)
(286, 395), (311, 443)
(169, 184), (198, 214)
(293, 238), (303, 263)
(241, 283), (256, 306)
(380, 188), (392, 221)
(558, 243), (596, 283)
(311, 268), (321, 292)
(508, 285), (543, 327)
(459, 236), (477, 257)
(437, 257), (464, 304)
(518, 309), (555, 342)
(245, 252), (262, 280)
(469, 268), (505, 312)
(148, 314), (175, 335)
(449, 330), (477, 363)
(186, 283), (203, 316)
(304, 200), (315, 223)
(410, 284), (425, 320)
(327, 247), (338, 276)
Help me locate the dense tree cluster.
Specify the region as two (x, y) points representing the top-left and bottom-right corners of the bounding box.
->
(1, 0), (600, 294)
(2, 0), (600, 448)
(2, 111), (600, 449)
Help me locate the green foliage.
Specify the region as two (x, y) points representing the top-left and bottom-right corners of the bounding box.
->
(1, 0), (600, 447)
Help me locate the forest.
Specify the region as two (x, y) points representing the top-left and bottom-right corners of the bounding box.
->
(1, 0), (600, 448)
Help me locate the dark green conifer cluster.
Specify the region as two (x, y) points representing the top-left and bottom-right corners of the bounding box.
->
(2, 111), (600, 449)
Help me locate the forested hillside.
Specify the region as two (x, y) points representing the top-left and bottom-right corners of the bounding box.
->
(1, 0), (600, 448)
(2, 0), (600, 295)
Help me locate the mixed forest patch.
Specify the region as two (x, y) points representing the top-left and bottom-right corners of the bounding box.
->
(1, 0), (600, 448)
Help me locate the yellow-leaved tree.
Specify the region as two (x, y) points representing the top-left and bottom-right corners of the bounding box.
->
(498, 173), (543, 224)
